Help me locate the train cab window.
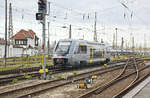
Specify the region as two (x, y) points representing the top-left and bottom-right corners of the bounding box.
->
(55, 41), (71, 54)
(77, 45), (87, 54)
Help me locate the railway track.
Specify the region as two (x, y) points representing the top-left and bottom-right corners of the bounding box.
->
(77, 57), (150, 98)
(0, 58), (148, 98)
(0, 57), (147, 75)
(0, 58), (131, 75)
(113, 59), (149, 98)
(0, 66), (68, 85)
(0, 57), (139, 86)
(0, 58), (131, 85)
(0, 61), (131, 98)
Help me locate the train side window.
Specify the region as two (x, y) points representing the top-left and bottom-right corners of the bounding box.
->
(78, 46), (87, 54)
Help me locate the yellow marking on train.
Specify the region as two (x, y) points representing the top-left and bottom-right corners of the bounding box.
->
(90, 46), (93, 48)
(104, 64), (107, 66)
(42, 55), (44, 64)
(89, 58), (93, 63)
(80, 44), (85, 46)
(89, 45), (93, 63)
(102, 58), (105, 62)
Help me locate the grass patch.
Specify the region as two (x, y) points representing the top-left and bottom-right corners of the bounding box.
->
(48, 72), (53, 75)
(111, 55), (128, 61)
(111, 54), (150, 62)
(0, 61), (53, 72)
(57, 74), (62, 79)
(72, 71), (78, 75)
(23, 74), (32, 80)
(12, 78), (18, 83)
(0, 66), (19, 71)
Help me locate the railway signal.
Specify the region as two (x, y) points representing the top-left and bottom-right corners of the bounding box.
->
(36, 0), (48, 80)
(38, 0), (47, 13)
(36, 13), (43, 20)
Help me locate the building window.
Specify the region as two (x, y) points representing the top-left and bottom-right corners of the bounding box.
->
(23, 40), (27, 45)
(20, 41), (23, 45)
(15, 39), (27, 45)
(35, 37), (38, 46)
(15, 40), (19, 45)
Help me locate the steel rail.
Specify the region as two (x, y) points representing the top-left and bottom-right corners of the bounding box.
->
(112, 59), (148, 98)
(77, 58), (148, 98)
(0, 62), (127, 98)
(113, 71), (150, 98)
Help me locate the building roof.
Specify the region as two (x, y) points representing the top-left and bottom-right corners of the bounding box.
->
(12, 29), (37, 39)
(28, 29), (35, 38)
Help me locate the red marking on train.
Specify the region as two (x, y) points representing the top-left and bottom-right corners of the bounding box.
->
(42, 45), (44, 50)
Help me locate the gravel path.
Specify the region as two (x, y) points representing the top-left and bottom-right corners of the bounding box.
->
(0, 80), (48, 95)
(32, 68), (123, 98)
(0, 62), (126, 98)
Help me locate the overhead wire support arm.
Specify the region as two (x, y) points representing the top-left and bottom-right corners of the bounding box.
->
(4, 0), (8, 67)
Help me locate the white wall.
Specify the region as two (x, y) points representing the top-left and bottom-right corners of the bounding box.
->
(0, 37), (39, 58)
(12, 47), (23, 57)
(27, 38), (35, 47)
(0, 44), (4, 58)
(0, 44), (10, 58)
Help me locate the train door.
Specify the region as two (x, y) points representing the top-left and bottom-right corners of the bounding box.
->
(102, 45), (105, 62)
(89, 46), (93, 63)
(74, 43), (88, 65)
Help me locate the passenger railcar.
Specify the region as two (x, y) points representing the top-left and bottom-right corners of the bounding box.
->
(52, 39), (111, 67)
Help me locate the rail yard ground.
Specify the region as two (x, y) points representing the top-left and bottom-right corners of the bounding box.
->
(1, 0), (150, 97)
(0, 55), (150, 98)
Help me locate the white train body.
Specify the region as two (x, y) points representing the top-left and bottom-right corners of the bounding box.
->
(52, 39), (111, 67)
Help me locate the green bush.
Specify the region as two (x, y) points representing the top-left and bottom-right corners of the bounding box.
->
(39, 64), (42, 68)
(72, 71), (78, 75)
(46, 63), (49, 67)
(57, 75), (62, 79)
(48, 72), (53, 75)
(24, 74), (32, 80)
(12, 78), (18, 83)
(20, 64), (25, 68)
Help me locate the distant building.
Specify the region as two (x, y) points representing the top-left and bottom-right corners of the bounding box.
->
(0, 29), (40, 58)
(11, 29), (39, 57)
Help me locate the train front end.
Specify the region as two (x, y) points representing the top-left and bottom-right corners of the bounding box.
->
(52, 40), (73, 67)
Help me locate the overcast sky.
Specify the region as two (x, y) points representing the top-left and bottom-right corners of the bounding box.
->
(0, 0), (150, 48)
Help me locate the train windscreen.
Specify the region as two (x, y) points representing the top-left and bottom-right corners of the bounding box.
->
(55, 41), (71, 54)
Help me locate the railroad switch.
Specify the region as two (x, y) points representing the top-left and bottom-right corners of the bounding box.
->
(77, 83), (88, 89)
(86, 78), (93, 84)
(28, 95), (31, 98)
(91, 75), (97, 79)
(144, 60), (147, 63)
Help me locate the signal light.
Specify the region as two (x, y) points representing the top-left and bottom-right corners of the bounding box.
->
(36, 13), (43, 20)
(38, 0), (47, 12)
